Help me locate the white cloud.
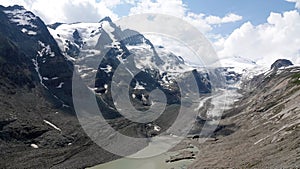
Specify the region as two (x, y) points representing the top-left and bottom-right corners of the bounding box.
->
(129, 0), (242, 33)
(129, 0), (187, 17)
(100, 0), (122, 8)
(0, 0), (27, 8)
(206, 13), (243, 25)
(216, 10), (300, 66)
(0, 0), (119, 23)
(286, 0), (300, 9)
(184, 12), (213, 33)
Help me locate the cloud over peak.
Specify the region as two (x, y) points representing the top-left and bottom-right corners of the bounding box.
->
(216, 10), (300, 65)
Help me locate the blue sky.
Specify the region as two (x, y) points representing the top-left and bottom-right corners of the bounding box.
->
(184, 0), (297, 35)
(185, 0), (296, 24)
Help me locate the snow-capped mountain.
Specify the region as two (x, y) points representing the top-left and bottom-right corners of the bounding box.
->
(210, 55), (269, 87)
(48, 17), (213, 109)
(48, 16), (268, 97)
(48, 18), (201, 82)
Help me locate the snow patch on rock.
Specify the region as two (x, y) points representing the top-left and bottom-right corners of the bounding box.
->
(43, 120), (61, 132)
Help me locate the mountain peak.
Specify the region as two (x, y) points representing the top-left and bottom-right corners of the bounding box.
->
(271, 59), (293, 70)
(47, 22), (64, 30)
(99, 16), (112, 23)
(3, 5), (26, 11)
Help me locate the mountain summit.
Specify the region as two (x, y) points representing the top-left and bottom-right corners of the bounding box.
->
(271, 59), (293, 70)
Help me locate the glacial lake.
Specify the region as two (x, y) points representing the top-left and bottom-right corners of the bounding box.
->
(88, 136), (198, 169)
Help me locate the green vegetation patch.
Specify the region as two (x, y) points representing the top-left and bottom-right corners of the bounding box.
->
(291, 73), (300, 85)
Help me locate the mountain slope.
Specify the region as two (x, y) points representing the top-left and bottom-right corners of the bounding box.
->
(0, 5), (120, 169)
(0, 5), (74, 107)
(189, 66), (300, 168)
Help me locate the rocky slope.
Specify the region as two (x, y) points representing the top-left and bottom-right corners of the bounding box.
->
(189, 64), (300, 168)
(0, 5), (120, 169)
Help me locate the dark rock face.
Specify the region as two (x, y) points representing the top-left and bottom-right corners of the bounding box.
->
(47, 22), (64, 30)
(271, 59), (293, 70)
(0, 5), (74, 107)
(72, 29), (84, 47)
(214, 68), (242, 85)
(99, 16), (112, 23)
(0, 5), (120, 169)
(65, 39), (81, 58)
